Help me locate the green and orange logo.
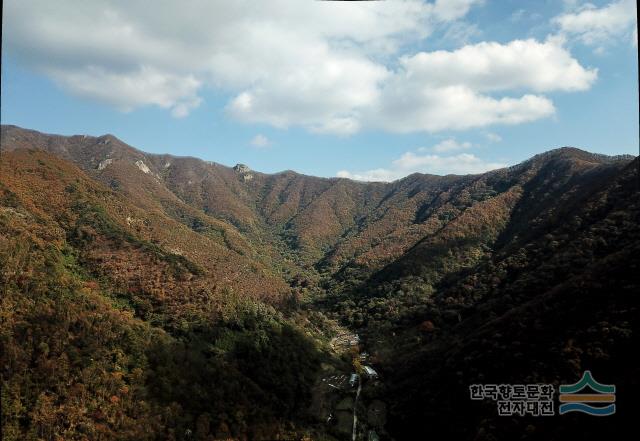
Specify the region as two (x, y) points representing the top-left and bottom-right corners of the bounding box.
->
(559, 371), (616, 416)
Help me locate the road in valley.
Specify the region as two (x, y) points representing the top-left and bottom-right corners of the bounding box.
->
(352, 374), (361, 441)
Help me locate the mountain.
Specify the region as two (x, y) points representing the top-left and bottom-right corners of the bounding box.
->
(341, 150), (640, 440)
(1, 125), (637, 440)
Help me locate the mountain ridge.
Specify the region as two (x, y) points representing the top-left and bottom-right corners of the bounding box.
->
(3, 124), (633, 181)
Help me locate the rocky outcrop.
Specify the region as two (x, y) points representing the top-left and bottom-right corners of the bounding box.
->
(234, 163), (253, 181)
(97, 158), (114, 170)
(233, 163), (251, 173)
(135, 160), (152, 174)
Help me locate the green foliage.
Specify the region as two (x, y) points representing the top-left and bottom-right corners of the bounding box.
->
(0, 184), (20, 208)
(1, 235), (323, 440)
(69, 199), (202, 276)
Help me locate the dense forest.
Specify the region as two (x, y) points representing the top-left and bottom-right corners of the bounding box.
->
(1, 125), (638, 440)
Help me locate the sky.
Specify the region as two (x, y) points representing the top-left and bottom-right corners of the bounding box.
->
(1, 0), (638, 180)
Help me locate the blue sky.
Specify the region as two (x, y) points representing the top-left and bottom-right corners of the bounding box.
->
(2, 0), (638, 180)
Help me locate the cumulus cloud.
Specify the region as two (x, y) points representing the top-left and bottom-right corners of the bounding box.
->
(250, 134), (271, 148)
(366, 37), (595, 133)
(554, 0), (637, 46)
(371, 85), (557, 133)
(4, 0), (441, 124)
(337, 141), (505, 181)
(394, 38), (597, 93)
(228, 37), (590, 134)
(47, 65), (202, 117)
(4, 0), (596, 134)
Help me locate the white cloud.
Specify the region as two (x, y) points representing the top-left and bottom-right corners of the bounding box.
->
(366, 37), (595, 133)
(554, 0), (637, 46)
(338, 140), (505, 181)
(250, 134), (271, 148)
(225, 46), (387, 134)
(338, 151), (505, 181)
(228, 37), (588, 134)
(337, 168), (402, 182)
(4, 0), (595, 134)
(393, 38), (597, 93)
(4, 0), (442, 123)
(46, 65), (202, 117)
(439, 21), (481, 45)
(485, 132), (502, 142)
(309, 117), (363, 136)
(394, 152), (504, 174)
(432, 0), (484, 21)
(372, 86), (556, 133)
(426, 139), (472, 152)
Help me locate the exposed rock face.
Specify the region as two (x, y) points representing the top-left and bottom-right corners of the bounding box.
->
(234, 163), (253, 181)
(135, 160), (151, 174)
(97, 158), (114, 170)
(233, 163), (251, 173)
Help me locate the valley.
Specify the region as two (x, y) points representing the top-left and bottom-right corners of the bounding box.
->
(1, 125), (638, 440)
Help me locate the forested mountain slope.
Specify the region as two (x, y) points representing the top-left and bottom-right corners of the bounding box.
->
(1, 125), (637, 440)
(0, 148), (330, 440)
(331, 154), (639, 440)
